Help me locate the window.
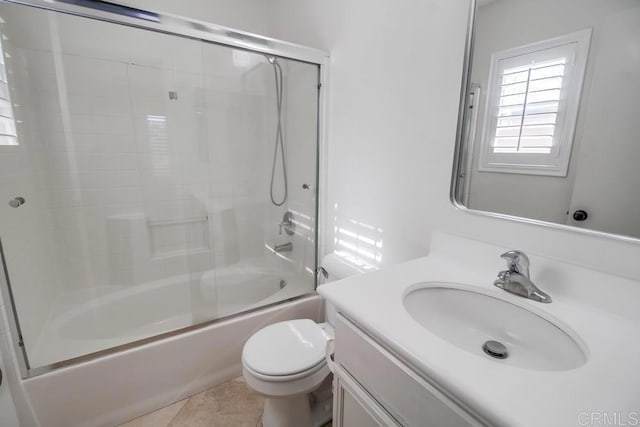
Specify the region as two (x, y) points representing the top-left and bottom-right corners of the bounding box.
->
(478, 29), (591, 176)
(0, 33), (18, 146)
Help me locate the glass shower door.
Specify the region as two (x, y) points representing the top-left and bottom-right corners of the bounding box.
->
(199, 44), (319, 320)
(0, 1), (319, 372)
(0, 3), (215, 368)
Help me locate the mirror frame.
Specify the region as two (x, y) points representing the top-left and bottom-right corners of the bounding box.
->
(449, 0), (640, 245)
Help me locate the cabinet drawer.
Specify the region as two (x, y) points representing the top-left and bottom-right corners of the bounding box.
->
(335, 314), (483, 427)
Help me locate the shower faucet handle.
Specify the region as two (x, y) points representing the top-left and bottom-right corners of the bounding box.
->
(279, 211), (295, 236)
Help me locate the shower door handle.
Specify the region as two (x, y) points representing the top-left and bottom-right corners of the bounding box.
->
(8, 196), (25, 208)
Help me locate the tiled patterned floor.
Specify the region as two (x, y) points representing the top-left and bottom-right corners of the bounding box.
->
(119, 377), (332, 427)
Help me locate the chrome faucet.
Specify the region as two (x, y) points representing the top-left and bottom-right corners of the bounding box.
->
(279, 211), (295, 236)
(494, 250), (551, 303)
(273, 242), (293, 253)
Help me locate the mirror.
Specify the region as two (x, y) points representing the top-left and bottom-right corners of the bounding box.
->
(453, 0), (640, 241)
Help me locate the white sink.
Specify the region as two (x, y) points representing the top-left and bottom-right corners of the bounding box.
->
(403, 283), (588, 371)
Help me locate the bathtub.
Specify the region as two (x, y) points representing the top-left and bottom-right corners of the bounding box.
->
(13, 256), (321, 427)
(29, 257), (313, 368)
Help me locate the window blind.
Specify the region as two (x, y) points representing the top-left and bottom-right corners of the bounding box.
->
(478, 29), (591, 176)
(0, 35), (18, 146)
(493, 58), (566, 154)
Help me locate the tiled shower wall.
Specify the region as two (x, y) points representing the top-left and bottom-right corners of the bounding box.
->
(2, 16), (221, 299)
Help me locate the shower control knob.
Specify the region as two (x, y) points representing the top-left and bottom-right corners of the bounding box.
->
(8, 196), (25, 208)
(572, 209), (588, 222)
(302, 184), (311, 190)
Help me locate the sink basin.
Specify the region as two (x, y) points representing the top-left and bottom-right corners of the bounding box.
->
(403, 283), (588, 371)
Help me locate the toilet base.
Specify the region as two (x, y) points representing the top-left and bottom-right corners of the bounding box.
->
(262, 394), (312, 427)
(261, 376), (333, 427)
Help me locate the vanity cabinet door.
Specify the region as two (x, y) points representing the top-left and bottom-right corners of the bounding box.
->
(333, 364), (401, 427)
(334, 314), (484, 427)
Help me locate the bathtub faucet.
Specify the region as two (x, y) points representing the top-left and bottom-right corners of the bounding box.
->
(273, 242), (293, 253)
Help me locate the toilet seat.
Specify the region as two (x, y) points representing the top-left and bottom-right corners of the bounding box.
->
(242, 319), (330, 377)
(244, 356), (326, 382)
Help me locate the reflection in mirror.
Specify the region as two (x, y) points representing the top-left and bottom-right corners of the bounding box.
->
(454, 0), (640, 240)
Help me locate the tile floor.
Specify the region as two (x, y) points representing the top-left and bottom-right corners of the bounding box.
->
(118, 377), (332, 427)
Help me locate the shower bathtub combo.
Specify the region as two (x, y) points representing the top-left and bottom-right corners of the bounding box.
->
(0, 1), (328, 425)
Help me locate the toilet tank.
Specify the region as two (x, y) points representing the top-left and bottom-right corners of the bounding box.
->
(319, 254), (369, 325)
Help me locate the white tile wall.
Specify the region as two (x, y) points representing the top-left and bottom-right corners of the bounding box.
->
(0, 7), (218, 364)
(0, 2), (319, 368)
(272, 59), (319, 277)
(0, 1), (324, 424)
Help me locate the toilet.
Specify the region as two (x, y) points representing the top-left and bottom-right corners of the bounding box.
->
(242, 254), (363, 427)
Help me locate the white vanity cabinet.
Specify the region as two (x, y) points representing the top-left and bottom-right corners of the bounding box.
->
(333, 364), (401, 427)
(332, 314), (484, 427)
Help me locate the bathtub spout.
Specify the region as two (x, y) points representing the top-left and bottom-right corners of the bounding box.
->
(273, 242), (293, 253)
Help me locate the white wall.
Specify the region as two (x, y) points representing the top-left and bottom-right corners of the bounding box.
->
(266, 0), (640, 281)
(567, 5), (640, 237)
(269, 0), (470, 266)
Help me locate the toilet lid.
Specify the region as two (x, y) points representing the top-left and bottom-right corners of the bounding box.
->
(242, 319), (329, 376)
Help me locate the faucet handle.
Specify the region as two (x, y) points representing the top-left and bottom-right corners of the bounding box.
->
(500, 250), (530, 277)
(279, 211), (295, 236)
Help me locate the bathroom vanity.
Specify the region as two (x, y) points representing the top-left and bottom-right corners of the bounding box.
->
(331, 314), (480, 426)
(319, 233), (640, 426)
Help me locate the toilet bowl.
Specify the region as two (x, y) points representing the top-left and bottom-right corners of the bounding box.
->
(242, 319), (334, 427)
(241, 254), (366, 427)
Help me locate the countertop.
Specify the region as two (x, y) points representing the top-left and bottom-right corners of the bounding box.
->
(318, 233), (640, 427)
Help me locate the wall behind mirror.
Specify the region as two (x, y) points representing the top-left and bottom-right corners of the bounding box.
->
(454, 0), (640, 240)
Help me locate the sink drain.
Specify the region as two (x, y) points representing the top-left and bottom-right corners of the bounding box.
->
(482, 340), (508, 359)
